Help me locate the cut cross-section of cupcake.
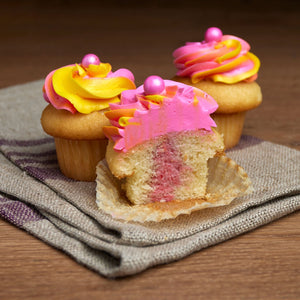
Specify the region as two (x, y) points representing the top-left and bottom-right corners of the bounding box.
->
(105, 130), (224, 205)
(98, 76), (252, 221)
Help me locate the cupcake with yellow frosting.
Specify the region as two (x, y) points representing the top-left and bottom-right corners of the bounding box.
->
(172, 27), (262, 149)
(41, 54), (135, 181)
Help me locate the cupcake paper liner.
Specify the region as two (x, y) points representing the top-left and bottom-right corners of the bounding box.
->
(212, 112), (246, 149)
(95, 154), (253, 222)
(55, 137), (108, 181)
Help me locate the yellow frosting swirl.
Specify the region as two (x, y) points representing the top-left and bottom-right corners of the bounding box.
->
(44, 60), (136, 114)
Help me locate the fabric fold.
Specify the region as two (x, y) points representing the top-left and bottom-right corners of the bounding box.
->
(0, 80), (299, 277)
(1, 190), (299, 278)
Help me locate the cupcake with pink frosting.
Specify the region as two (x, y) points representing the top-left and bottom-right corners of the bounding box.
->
(102, 75), (224, 205)
(41, 54), (135, 181)
(172, 27), (262, 149)
(95, 76), (252, 222)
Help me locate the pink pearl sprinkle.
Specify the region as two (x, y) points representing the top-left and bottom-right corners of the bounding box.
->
(204, 27), (223, 43)
(143, 76), (165, 95)
(81, 54), (100, 68)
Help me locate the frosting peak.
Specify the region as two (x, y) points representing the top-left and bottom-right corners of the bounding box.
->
(103, 76), (218, 152)
(173, 27), (260, 84)
(43, 54), (136, 114)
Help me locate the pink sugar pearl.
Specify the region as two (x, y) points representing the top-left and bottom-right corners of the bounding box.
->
(81, 54), (100, 68)
(204, 27), (223, 43)
(143, 75), (165, 95)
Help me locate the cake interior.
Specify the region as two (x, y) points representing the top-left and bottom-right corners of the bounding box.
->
(105, 130), (224, 205)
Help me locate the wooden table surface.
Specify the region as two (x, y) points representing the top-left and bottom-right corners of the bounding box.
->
(0, 1), (299, 299)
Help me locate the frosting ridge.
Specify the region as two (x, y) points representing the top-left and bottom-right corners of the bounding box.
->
(103, 77), (218, 152)
(43, 54), (136, 114)
(173, 28), (260, 84)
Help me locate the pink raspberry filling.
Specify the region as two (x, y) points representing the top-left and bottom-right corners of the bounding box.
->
(149, 137), (190, 202)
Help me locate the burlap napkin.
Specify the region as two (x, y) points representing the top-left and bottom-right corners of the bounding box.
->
(0, 81), (299, 278)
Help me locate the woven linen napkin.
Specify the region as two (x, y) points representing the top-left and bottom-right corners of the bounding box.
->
(0, 81), (299, 278)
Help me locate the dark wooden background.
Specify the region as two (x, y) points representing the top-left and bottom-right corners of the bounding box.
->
(0, 1), (299, 299)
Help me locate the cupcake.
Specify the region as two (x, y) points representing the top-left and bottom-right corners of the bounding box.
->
(41, 54), (136, 181)
(172, 27), (262, 149)
(96, 76), (252, 222)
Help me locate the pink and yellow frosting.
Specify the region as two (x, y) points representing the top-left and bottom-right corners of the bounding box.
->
(173, 27), (260, 84)
(43, 54), (136, 114)
(103, 76), (218, 152)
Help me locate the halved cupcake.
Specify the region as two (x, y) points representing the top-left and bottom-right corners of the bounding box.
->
(96, 76), (252, 222)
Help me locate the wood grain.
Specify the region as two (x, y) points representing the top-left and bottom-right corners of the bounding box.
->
(0, 1), (299, 299)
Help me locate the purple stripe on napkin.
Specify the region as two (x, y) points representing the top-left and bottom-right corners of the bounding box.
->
(6, 149), (57, 158)
(24, 166), (73, 182)
(0, 196), (44, 227)
(15, 158), (58, 165)
(0, 137), (71, 182)
(0, 137), (53, 147)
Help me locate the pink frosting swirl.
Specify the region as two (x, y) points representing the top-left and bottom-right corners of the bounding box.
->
(173, 28), (260, 84)
(103, 77), (218, 152)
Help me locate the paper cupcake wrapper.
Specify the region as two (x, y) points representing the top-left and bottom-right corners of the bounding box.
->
(55, 137), (108, 181)
(95, 155), (253, 222)
(212, 112), (246, 149)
